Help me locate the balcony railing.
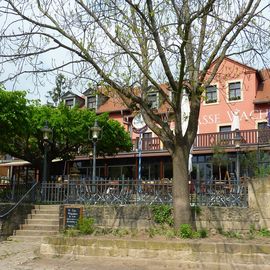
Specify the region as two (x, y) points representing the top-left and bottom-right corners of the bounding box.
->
(132, 137), (161, 151)
(131, 129), (270, 152)
(194, 129), (270, 149)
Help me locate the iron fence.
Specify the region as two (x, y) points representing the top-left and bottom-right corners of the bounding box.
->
(0, 183), (35, 202)
(190, 178), (248, 207)
(39, 178), (248, 207)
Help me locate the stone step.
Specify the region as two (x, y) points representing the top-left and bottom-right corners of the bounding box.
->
(31, 209), (59, 215)
(188, 251), (270, 265)
(15, 230), (59, 236)
(28, 213), (59, 220)
(10, 204), (60, 243)
(8, 235), (46, 242)
(34, 204), (60, 210)
(26, 219), (59, 226)
(20, 224), (59, 231)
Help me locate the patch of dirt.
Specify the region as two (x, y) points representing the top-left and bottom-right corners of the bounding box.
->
(62, 227), (270, 244)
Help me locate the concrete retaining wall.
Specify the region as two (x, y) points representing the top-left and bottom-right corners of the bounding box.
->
(0, 203), (34, 240)
(248, 177), (270, 229)
(40, 236), (270, 267)
(195, 207), (260, 232)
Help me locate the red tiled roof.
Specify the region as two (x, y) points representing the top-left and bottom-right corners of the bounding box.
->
(96, 84), (172, 114)
(97, 95), (128, 113)
(210, 56), (257, 72)
(254, 69), (270, 104)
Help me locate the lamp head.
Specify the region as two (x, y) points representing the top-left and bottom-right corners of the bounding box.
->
(41, 121), (52, 140)
(234, 129), (241, 148)
(90, 120), (102, 140)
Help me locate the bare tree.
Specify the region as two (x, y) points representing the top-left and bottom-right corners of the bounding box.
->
(0, 0), (269, 227)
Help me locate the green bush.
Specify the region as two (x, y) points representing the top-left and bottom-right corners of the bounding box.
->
(177, 224), (208, 239)
(198, 228), (208, 238)
(178, 224), (193, 239)
(151, 205), (174, 226)
(258, 228), (270, 237)
(77, 217), (95, 235)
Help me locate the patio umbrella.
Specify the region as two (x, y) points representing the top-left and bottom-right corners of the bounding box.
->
(188, 146), (193, 174)
(181, 89), (190, 136)
(181, 89), (192, 173)
(232, 111), (240, 131)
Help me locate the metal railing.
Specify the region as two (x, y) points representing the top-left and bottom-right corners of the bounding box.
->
(130, 129), (270, 153)
(40, 179), (172, 205)
(39, 178), (248, 207)
(132, 137), (161, 151)
(0, 183), (35, 203)
(0, 182), (38, 219)
(190, 178), (248, 207)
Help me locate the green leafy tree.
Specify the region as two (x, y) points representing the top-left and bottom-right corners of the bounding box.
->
(48, 73), (71, 106)
(0, 88), (132, 179)
(0, 1), (269, 227)
(212, 145), (228, 180)
(240, 151), (257, 177)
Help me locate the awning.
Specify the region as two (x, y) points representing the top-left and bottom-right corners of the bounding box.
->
(0, 158), (63, 167)
(0, 160), (31, 167)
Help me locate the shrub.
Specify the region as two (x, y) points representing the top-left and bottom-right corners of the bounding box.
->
(178, 224), (193, 239)
(198, 229), (208, 238)
(151, 205), (174, 226)
(77, 217), (95, 235)
(258, 228), (270, 237)
(177, 224), (208, 239)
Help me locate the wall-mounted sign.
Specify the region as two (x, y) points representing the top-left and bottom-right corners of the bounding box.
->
(132, 113), (147, 133)
(64, 206), (83, 228)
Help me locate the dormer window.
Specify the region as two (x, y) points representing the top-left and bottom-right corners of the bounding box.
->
(65, 98), (74, 108)
(147, 91), (159, 109)
(87, 95), (97, 110)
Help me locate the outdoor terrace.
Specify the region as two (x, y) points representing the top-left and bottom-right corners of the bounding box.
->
(132, 129), (270, 152)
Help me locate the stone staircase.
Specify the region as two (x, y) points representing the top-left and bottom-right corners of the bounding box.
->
(9, 205), (60, 242)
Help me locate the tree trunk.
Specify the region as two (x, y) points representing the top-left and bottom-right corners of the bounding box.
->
(172, 147), (192, 229)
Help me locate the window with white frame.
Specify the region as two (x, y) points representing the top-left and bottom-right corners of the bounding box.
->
(87, 95), (97, 109)
(219, 125), (231, 141)
(228, 82), (241, 101)
(65, 98), (74, 108)
(147, 91), (158, 109)
(219, 125), (231, 132)
(205, 85), (217, 104)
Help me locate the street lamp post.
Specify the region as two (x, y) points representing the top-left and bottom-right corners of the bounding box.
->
(89, 120), (102, 190)
(234, 129), (241, 185)
(41, 122), (52, 183)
